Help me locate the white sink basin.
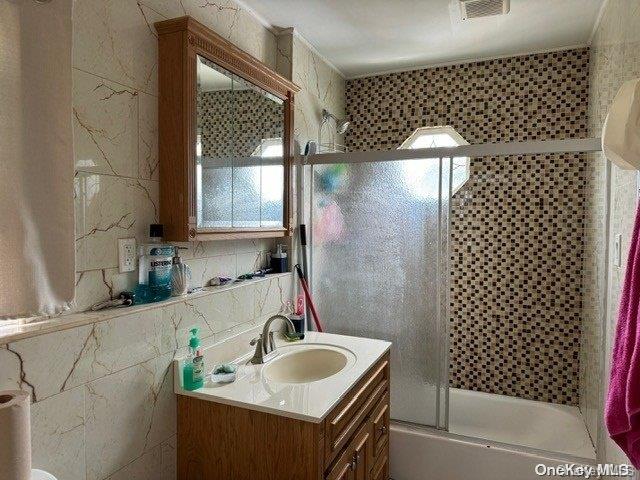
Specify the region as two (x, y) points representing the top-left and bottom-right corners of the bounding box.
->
(263, 345), (355, 384)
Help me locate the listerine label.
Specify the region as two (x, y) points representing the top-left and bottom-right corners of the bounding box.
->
(148, 258), (172, 287)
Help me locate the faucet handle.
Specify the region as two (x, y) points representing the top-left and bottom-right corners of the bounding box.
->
(268, 331), (276, 351)
(250, 335), (261, 346)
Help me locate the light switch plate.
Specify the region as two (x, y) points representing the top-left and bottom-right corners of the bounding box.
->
(614, 233), (622, 268)
(118, 238), (136, 273)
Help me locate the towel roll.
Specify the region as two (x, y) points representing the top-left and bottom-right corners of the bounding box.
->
(0, 390), (31, 480)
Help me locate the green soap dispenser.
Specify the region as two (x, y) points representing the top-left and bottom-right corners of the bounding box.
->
(183, 328), (204, 390)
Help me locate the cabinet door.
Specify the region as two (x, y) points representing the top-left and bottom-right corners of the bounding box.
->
(324, 358), (388, 465)
(371, 449), (389, 480)
(352, 420), (373, 480)
(325, 449), (355, 480)
(326, 419), (374, 480)
(371, 392), (390, 461)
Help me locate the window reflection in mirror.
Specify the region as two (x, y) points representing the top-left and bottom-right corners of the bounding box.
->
(195, 55), (285, 230)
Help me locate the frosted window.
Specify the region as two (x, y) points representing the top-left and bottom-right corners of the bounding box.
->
(400, 126), (470, 195)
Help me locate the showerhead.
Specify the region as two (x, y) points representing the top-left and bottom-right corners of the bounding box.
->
(336, 119), (350, 135)
(322, 109), (350, 134)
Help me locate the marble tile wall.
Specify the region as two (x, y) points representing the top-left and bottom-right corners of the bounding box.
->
(291, 35), (346, 153)
(287, 32), (346, 248)
(0, 273), (291, 480)
(587, 0), (640, 466)
(0, 1), (348, 478)
(72, 0), (282, 312)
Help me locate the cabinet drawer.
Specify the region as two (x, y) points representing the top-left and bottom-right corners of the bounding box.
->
(324, 356), (389, 465)
(325, 417), (373, 480)
(371, 391), (390, 461)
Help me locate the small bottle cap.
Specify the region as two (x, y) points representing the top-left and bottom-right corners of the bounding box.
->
(189, 328), (201, 348)
(273, 244), (287, 258)
(172, 246), (183, 264)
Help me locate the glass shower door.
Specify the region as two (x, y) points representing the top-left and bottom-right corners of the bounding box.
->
(310, 156), (451, 427)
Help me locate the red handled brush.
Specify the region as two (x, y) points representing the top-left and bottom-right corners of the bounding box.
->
(294, 264), (323, 333)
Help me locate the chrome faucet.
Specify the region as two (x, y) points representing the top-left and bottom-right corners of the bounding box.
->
(250, 314), (296, 364)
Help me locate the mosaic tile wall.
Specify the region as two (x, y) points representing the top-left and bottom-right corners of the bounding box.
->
(346, 49), (590, 404)
(197, 89), (283, 158)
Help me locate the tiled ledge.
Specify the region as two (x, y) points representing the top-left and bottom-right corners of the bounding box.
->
(0, 273), (292, 345)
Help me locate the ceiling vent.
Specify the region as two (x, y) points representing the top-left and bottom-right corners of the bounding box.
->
(459, 0), (510, 19)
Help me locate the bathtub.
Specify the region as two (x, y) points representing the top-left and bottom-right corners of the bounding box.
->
(449, 388), (595, 459)
(390, 388), (596, 480)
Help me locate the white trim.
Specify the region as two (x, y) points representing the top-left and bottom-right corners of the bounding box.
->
(399, 126), (469, 149)
(290, 29), (346, 78)
(392, 421), (597, 465)
(306, 138), (602, 165)
(200, 155), (283, 168)
(346, 44), (589, 80)
(588, 0), (610, 45)
(596, 156), (612, 465)
(230, 1), (346, 79)
(232, 0), (276, 32)
(273, 26), (295, 37)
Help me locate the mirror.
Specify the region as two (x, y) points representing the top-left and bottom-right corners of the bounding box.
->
(195, 55), (285, 230)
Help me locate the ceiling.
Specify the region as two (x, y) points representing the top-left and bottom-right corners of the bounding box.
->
(240, 0), (605, 78)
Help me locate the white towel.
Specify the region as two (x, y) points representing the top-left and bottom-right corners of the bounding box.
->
(0, 0), (75, 319)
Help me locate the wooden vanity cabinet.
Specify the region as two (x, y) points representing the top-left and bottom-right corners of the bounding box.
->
(177, 353), (390, 480)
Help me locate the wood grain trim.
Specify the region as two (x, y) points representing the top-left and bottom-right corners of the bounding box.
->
(352, 419), (373, 479)
(325, 357), (390, 465)
(155, 16), (299, 98)
(330, 360), (388, 432)
(178, 395), (322, 480)
(330, 379), (387, 454)
(158, 29), (190, 241)
(325, 448), (353, 480)
(156, 15), (297, 241)
(371, 444), (389, 480)
(371, 391), (390, 460)
(283, 91), (295, 235)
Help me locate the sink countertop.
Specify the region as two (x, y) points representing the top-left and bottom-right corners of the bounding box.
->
(173, 331), (391, 423)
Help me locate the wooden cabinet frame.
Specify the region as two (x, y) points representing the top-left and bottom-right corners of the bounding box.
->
(155, 16), (300, 241)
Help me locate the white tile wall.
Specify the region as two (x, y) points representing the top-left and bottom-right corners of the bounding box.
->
(1, 272), (291, 480)
(0, 0), (338, 477)
(71, 0), (280, 311)
(587, 0), (640, 468)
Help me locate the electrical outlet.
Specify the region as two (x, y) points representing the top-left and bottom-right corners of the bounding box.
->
(118, 238), (136, 273)
(614, 233), (622, 268)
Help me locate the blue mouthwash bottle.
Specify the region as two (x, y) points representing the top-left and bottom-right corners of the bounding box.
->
(183, 328), (204, 390)
(134, 224), (174, 303)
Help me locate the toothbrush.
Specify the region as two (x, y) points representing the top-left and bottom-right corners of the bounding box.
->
(295, 295), (305, 316)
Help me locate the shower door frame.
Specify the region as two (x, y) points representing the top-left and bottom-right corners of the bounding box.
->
(303, 137), (603, 434)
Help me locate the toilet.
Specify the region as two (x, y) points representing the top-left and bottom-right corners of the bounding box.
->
(32, 469), (57, 480)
